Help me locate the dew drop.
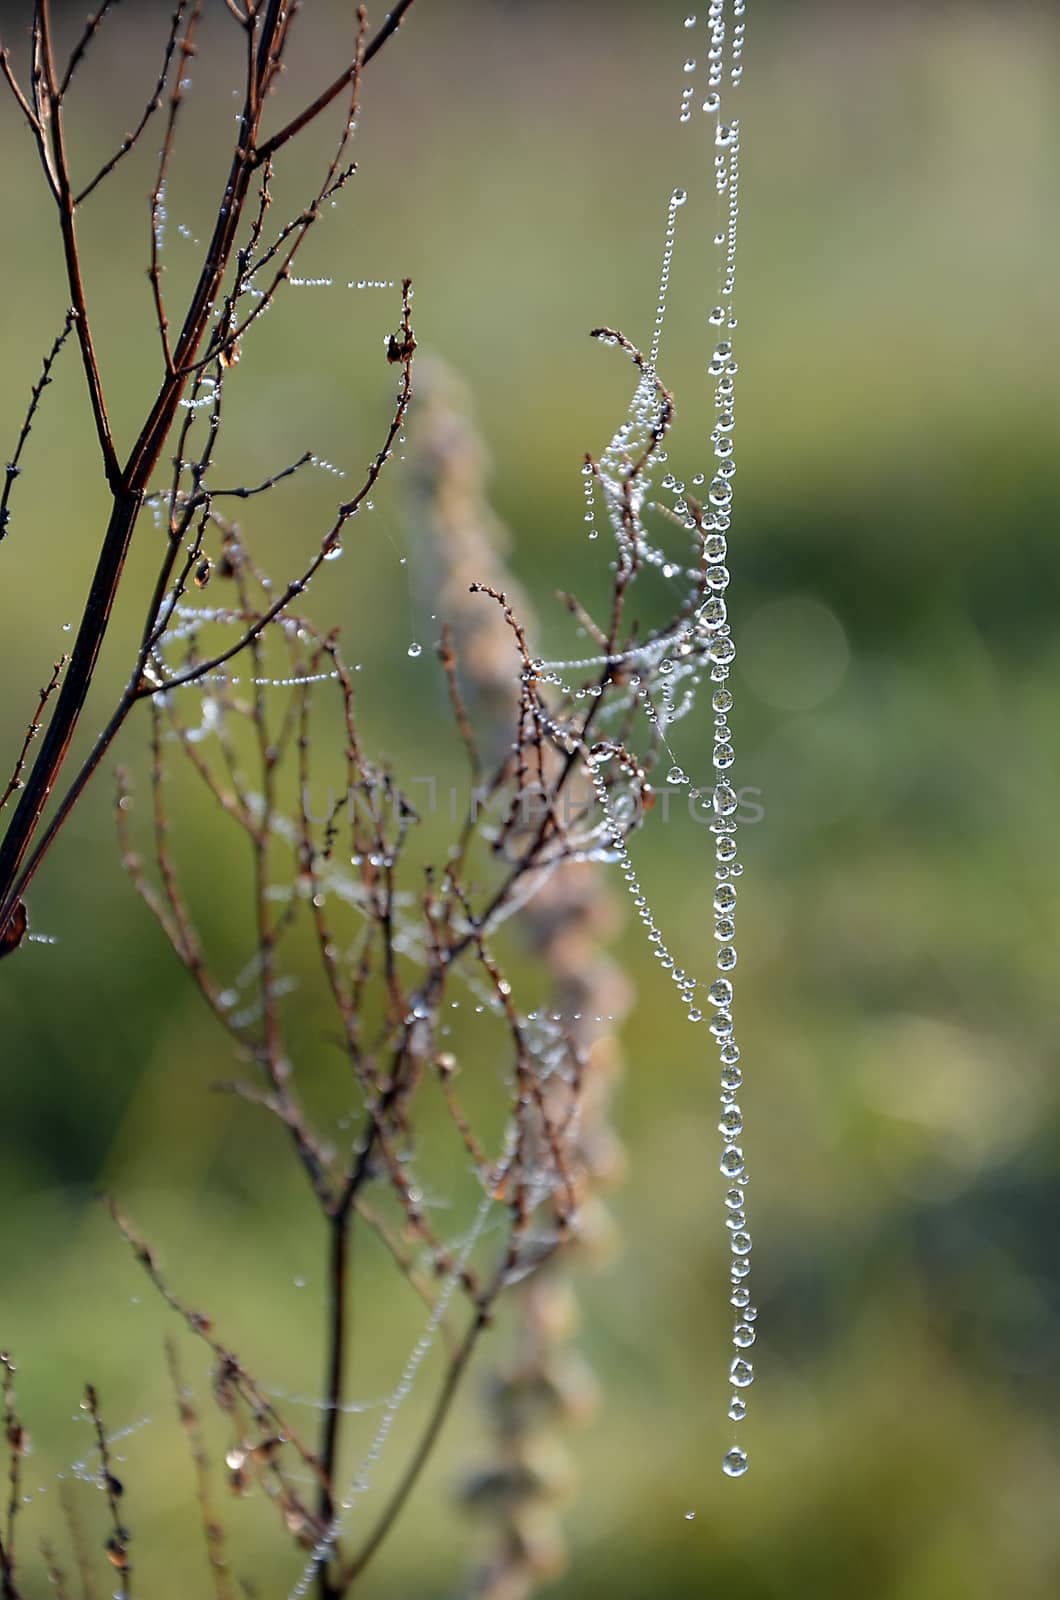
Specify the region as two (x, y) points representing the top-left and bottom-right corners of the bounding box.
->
(720, 1146), (745, 1178)
(407, 642), (423, 659)
(713, 883), (737, 913)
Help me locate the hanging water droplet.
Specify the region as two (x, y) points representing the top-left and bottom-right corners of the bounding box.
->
(727, 1394), (748, 1422)
(407, 642), (423, 659)
(708, 978), (733, 1006)
(713, 883), (737, 914)
(668, 765), (688, 785)
(712, 784), (738, 817)
(720, 1147), (745, 1178)
(730, 1358), (754, 1388)
(671, 187), (688, 206)
(733, 1323), (756, 1348)
(703, 92), (721, 114)
(722, 1447), (749, 1478)
(708, 636), (736, 667)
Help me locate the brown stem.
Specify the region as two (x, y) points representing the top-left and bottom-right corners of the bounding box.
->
(253, 0), (420, 168)
(0, 489), (143, 928)
(317, 1210), (353, 1600)
(34, 0), (121, 487)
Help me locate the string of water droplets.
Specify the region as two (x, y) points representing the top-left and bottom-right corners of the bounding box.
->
(685, 0), (753, 1485)
(541, 1), (755, 1482)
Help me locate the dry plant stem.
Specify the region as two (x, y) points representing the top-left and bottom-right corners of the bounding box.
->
(109, 1201), (331, 1516)
(1, 1355), (23, 1600)
(166, 1341), (235, 1600)
(58, 1481), (96, 1600)
(0, 310), (75, 544)
(88, 301), (686, 1596)
(0, 0), (416, 943)
(82, 1386), (130, 1597)
(38, 1541), (68, 1600)
(318, 1210), (352, 1592)
(0, 656), (68, 816)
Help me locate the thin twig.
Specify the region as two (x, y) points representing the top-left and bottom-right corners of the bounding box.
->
(0, 312), (76, 544)
(0, 657), (68, 816)
(82, 1386), (130, 1598)
(165, 1341), (235, 1600)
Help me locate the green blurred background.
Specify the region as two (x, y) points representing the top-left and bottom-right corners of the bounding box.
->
(3, 1), (1060, 1595)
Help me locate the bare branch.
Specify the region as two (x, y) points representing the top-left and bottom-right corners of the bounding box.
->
(76, 4), (193, 206)
(59, 1), (119, 96)
(252, 0), (419, 168)
(0, 311), (76, 545)
(82, 1385), (131, 1598)
(165, 1342), (236, 1600)
(1, 1353), (25, 1600)
(0, 655), (68, 815)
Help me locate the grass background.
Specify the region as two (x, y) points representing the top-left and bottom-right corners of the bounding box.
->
(2, 2), (1060, 1595)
